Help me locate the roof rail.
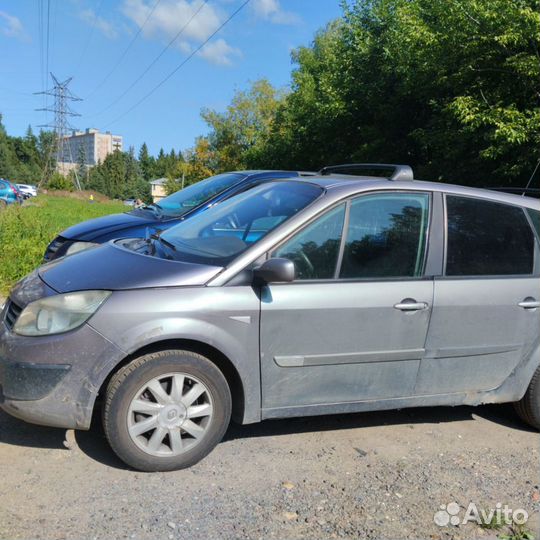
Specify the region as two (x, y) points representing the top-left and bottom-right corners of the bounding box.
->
(488, 187), (540, 199)
(319, 163), (414, 182)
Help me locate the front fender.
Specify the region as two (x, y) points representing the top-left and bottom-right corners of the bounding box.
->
(87, 287), (261, 423)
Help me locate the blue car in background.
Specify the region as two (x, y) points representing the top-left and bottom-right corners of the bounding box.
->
(44, 170), (307, 261)
(0, 179), (22, 207)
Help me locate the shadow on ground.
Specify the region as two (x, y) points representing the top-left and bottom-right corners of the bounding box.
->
(0, 403), (534, 471)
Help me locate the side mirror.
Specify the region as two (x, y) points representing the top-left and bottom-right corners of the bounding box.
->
(253, 258), (295, 283)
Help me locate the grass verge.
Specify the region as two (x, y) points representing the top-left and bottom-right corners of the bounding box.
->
(0, 193), (126, 296)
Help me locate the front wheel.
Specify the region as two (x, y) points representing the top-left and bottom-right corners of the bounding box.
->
(514, 365), (540, 430)
(103, 350), (232, 471)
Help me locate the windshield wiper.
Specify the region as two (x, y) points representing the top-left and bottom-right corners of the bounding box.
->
(139, 203), (163, 217)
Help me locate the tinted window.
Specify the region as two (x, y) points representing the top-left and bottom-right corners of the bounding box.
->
(273, 204), (346, 279)
(527, 208), (540, 239)
(446, 196), (534, 276)
(340, 193), (430, 279)
(161, 181), (323, 266)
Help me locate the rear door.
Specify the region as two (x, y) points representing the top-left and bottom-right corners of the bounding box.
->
(260, 190), (435, 412)
(416, 196), (540, 394)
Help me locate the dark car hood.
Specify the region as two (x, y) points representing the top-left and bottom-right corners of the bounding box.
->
(38, 242), (223, 293)
(61, 211), (158, 241)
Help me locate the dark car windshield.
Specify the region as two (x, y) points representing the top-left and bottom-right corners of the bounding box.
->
(160, 181), (323, 266)
(149, 173), (245, 218)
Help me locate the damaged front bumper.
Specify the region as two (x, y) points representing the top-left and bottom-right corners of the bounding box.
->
(0, 310), (126, 430)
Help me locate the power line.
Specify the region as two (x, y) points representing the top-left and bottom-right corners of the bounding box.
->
(49, 0), (59, 76)
(37, 0), (44, 92)
(89, 0), (209, 118)
(85, 0), (163, 101)
(74, 0), (106, 74)
(104, 0), (250, 128)
(45, 0), (51, 83)
(37, 0), (48, 125)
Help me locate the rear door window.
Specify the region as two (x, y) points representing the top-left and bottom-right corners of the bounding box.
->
(445, 196), (535, 276)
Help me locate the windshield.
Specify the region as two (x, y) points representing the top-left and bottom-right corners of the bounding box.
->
(149, 173), (245, 218)
(160, 181), (323, 266)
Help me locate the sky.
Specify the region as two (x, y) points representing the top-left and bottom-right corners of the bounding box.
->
(0, 0), (343, 156)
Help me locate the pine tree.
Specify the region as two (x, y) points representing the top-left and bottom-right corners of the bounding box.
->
(138, 142), (154, 181)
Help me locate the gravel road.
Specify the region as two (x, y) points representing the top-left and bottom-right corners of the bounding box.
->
(0, 403), (538, 540)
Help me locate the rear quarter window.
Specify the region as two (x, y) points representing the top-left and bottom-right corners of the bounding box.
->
(526, 208), (540, 240)
(445, 196), (535, 276)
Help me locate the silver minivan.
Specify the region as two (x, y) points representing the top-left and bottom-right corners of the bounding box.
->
(1, 165), (539, 471)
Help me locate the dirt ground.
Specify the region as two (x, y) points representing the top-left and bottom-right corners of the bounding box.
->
(0, 402), (538, 540)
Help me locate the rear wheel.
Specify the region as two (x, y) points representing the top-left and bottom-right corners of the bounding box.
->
(0, 199), (7, 210)
(103, 350), (231, 471)
(514, 365), (540, 430)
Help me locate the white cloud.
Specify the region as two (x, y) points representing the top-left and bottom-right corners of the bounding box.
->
(0, 10), (27, 41)
(80, 9), (118, 39)
(251, 0), (300, 25)
(122, 0), (240, 66)
(198, 38), (241, 66)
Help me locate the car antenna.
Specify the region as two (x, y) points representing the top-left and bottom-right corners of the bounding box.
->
(523, 158), (540, 196)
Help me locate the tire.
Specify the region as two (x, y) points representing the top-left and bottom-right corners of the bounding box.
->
(103, 350), (232, 472)
(0, 199), (7, 210)
(514, 365), (540, 430)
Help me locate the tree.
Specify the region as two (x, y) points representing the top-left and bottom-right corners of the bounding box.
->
(201, 79), (285, 172)
(252, 0), (539, 186)
(180, 137), (215, 185)
(77, 145), (87, 187)
(138, 142), (155, 181)
(87, 149), (151, 202)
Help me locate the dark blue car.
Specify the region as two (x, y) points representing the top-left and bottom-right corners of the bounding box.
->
(44, 170), (305, 261)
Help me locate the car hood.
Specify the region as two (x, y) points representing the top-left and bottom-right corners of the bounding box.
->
(38, 242), (223, 292)
(61, 211), (158, 241)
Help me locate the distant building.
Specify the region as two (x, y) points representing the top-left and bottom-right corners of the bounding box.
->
(58, 128), (123, 172)
(150, 178), (168, 202)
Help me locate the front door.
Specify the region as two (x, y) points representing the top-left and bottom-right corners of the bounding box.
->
(260, 191), (434, 411)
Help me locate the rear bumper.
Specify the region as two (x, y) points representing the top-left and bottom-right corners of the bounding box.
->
(0, 318), (126, 430)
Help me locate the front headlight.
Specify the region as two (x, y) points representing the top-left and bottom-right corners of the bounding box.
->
(13, 290), (111, 336)
(65, 241), (100, 256)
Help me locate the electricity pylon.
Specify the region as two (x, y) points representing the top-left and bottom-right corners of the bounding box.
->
(36, 73), (82, 189)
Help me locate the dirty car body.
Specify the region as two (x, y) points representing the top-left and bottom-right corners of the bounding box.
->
(1, 172), (540, 471)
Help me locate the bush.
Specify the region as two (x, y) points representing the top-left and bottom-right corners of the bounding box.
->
(47, 172), (74, 191)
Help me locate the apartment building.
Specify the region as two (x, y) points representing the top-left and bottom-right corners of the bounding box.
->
(60, 128), (123, 166)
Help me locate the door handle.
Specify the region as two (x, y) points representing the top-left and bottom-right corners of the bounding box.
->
(518, 297), (540, 310)
(394, 298), (428, 311)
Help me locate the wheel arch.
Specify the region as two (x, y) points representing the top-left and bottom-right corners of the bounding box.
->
(96, 338), (250, 424)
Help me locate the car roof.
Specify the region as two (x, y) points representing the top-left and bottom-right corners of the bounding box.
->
(239, 170), (303, 178)
(277, 174), (540, 210)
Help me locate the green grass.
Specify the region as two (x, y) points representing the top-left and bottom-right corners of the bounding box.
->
(0, 194), (126, 296)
